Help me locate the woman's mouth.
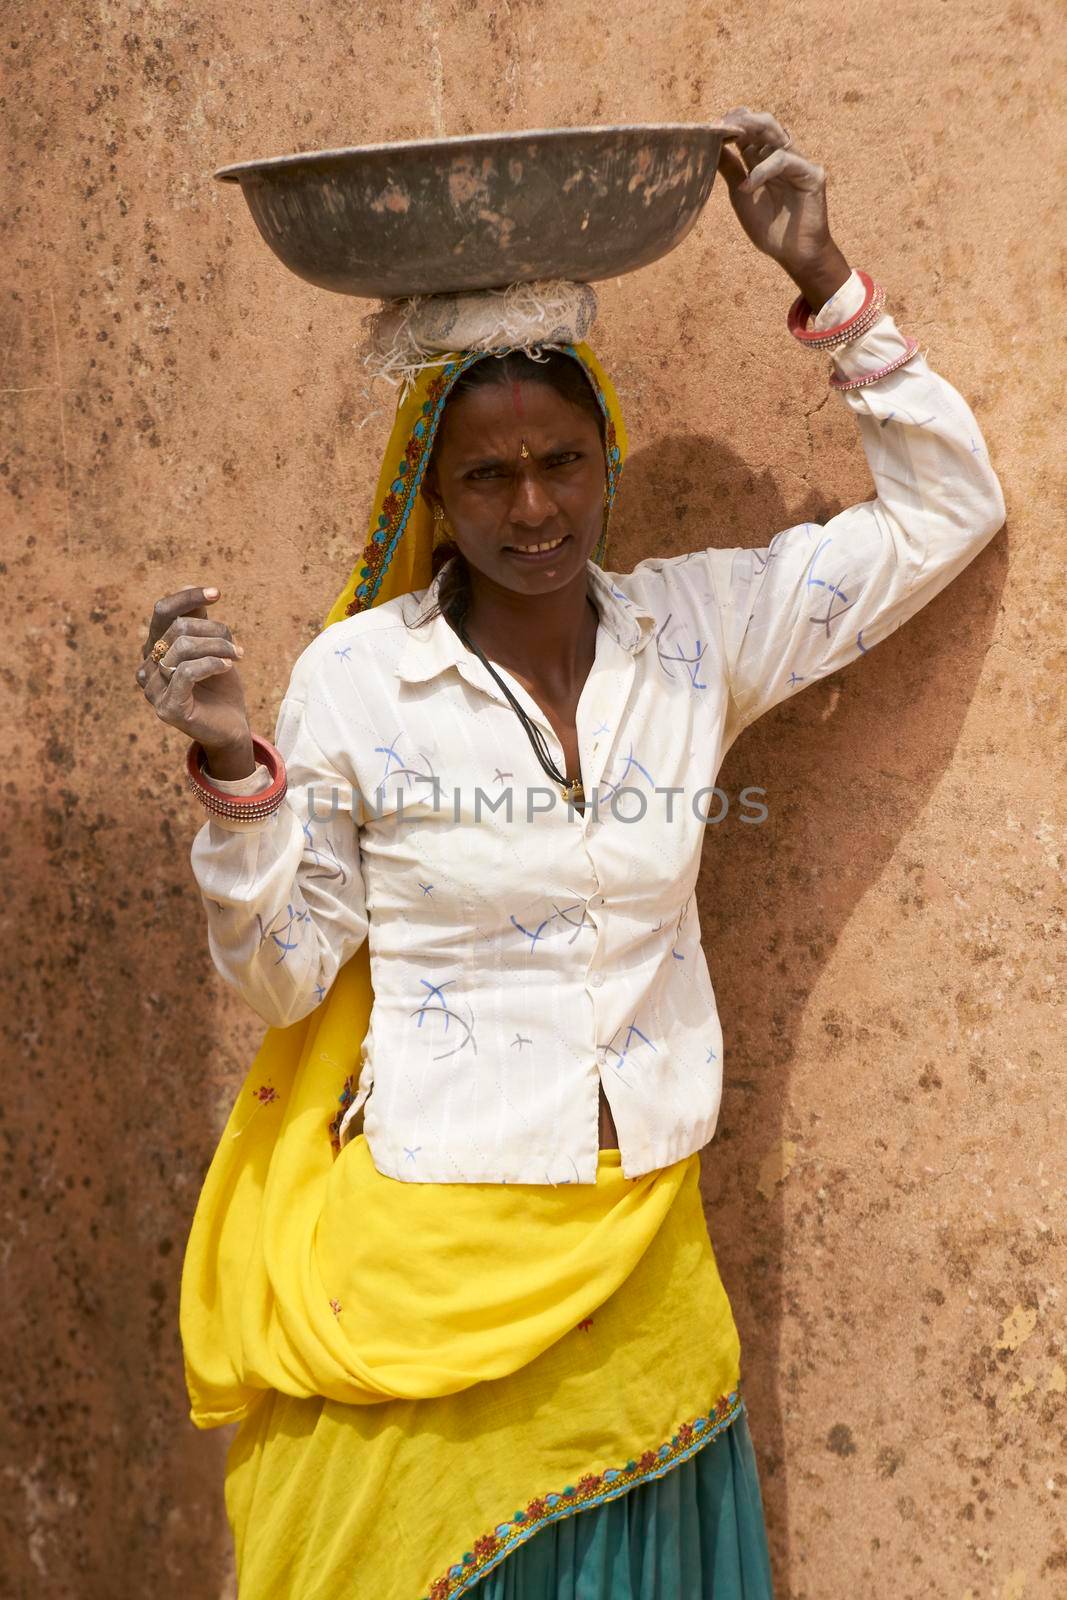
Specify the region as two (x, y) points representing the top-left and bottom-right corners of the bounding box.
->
(504, 534), (571, 563)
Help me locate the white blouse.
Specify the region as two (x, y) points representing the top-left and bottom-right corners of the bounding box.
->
(190, 271), (1005, 1184)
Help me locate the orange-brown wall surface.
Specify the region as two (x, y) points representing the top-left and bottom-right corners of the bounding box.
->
(4, 2), (1064, 1595)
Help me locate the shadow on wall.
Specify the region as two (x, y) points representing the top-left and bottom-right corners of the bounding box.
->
(611, 431), (1008, 1595)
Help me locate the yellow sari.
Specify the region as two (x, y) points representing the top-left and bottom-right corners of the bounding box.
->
(179, 346), (750, 1598)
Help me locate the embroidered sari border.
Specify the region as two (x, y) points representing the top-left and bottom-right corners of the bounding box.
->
(349, 355), (484, 615)
(421, 1387), (745, 1600)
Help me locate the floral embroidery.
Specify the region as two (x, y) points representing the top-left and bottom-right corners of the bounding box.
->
(577, 1316), (595, 1332)
(328, 1075), (356, 1155)
(229, 1080), (280, 1140)
(329, 1298), (342, 1318)
(345, 354), (486, 617)
(418, 1388), (744, 1598)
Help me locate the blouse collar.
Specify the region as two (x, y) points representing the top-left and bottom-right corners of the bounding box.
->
(394, 558), (658, 686)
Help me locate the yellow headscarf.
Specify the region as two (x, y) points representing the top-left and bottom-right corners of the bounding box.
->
(179, 344), (634, 1428)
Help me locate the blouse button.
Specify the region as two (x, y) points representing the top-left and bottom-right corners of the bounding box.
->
(588, 893), (605, 909)
(589, 972), (605, 989)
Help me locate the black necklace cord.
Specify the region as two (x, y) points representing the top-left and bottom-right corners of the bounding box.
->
(457, 618), (583, 802)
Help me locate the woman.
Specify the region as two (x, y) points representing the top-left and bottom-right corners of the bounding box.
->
(137, 110), (1004, 1599)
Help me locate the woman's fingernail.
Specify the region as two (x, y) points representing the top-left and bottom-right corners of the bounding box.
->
(235, 645), (245, 657)
(204, 586), (219, 598)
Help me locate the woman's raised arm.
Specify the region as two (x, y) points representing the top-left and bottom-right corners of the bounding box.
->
(708, 274), (1005, 737)
(700, 109), (1005, 739)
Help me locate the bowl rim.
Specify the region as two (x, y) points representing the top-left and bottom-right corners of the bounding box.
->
(213, 121), (741, 182)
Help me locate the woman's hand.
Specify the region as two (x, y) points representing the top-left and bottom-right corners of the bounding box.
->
(135, 584), (255, 777)
(717, 108), (850, 312)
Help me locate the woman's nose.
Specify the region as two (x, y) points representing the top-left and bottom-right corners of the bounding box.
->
(509, 470), (557, 527)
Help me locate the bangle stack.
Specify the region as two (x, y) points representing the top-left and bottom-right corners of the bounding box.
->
(186, 734), (288, 822)
(788, 269), (921, 391)
(787, 269), (887, 351)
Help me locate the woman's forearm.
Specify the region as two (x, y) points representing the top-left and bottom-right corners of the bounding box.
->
(201, 735), (258, 782)
(785, 243), (852, 314)
(189, 689), (370, 1030)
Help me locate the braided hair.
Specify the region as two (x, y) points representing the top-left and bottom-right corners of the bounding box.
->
(411, 349), (607, 632)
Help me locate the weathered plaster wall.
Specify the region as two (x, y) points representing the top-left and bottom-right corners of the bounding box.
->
(3, 1), (1064, 1595)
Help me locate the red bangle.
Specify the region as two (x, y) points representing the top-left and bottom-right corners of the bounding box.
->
(186, 734), (287, 821)
(788, 270), (886, 350)
(828, 335), (921, 392)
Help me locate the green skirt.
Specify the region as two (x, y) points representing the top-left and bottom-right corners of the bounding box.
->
(473, 1404), (775, 1598)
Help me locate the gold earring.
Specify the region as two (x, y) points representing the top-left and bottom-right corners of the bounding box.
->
(520, 440), (530, 459)
(432, 500), (451, 544)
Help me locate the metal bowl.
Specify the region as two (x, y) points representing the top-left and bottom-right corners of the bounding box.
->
(214, 123), (736, 300)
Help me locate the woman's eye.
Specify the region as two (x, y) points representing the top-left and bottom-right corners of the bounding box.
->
(466, 453), (581, 480)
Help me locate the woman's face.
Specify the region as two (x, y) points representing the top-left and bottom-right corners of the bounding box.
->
(425, 377), (607, 596)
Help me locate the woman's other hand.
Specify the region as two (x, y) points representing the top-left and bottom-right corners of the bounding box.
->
(717, 108), (850, 312)
(135, 585), (256, 778)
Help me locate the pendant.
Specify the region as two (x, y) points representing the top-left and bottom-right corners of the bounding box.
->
(561, 778), (585, 803)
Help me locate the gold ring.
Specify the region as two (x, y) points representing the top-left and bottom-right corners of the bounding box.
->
(151, 638), (170, 665)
